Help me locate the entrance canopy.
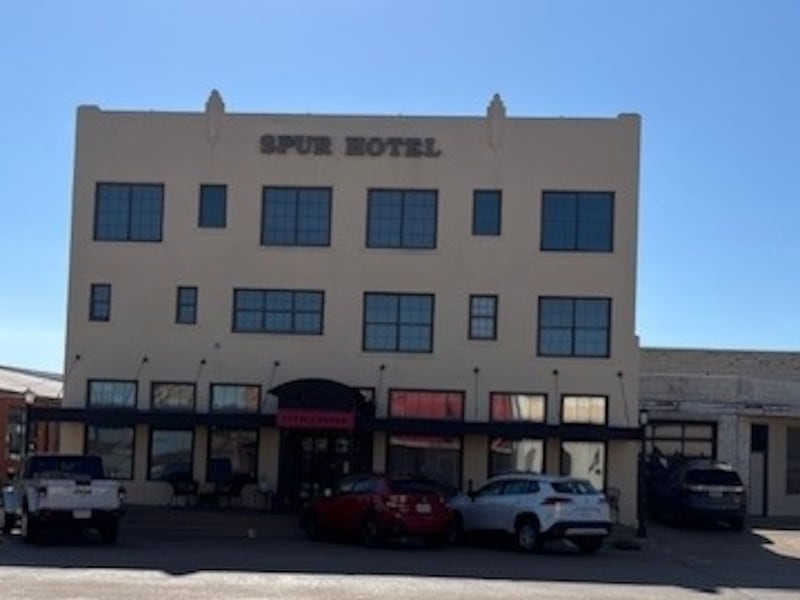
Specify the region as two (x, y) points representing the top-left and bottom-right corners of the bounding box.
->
(270, 378), (363, 430)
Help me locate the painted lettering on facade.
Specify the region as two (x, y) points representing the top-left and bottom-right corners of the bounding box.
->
(259, 134), (441, 158)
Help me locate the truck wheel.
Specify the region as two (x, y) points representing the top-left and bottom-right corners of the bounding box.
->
(21, 509), (39, 544)
(100, 519), (119, 544)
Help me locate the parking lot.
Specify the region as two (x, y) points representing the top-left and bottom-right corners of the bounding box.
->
(0, 508), (799, 599)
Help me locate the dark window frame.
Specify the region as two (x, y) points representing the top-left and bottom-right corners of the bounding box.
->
(468, 294), (498, 340)
(560, 394), (609, 425)
(472, 189), (502, 236)
(198, 184), (227, 229)
(362, 292), (435, 353)
(540, 190), (614, 252)
(176, 286), (198, 325)
(84, 424), (136, 481)
(209, 382), (262, 413)
(537, 296), (612, 358)
(147, 428), (196, 482)
(644, 420), (718, 459)
(261, 186), (332, 247)
(366, 188), (438, 249)
(87, 379), (137, 409)
(150, 381), (197, 411)
(232, 288), (325, 335)
(93, 182), (164, 242)
(89, 283), (111, 322)
(205, 426), (259, 483)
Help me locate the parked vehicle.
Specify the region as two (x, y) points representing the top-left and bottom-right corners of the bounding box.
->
(448, 473), (612, 554)
(647, 459), (746, 530)
(1, 481), (21, 533)
(303, 473), (452, 547)
(9, 454), (126, 544)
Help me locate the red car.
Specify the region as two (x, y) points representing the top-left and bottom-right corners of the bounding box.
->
(303, 473), (452, 547)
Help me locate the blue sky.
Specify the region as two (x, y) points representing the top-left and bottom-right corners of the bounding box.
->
(1, 1), (799, 373)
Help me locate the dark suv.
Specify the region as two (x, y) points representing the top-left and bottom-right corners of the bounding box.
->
(648, 459), (746, 530)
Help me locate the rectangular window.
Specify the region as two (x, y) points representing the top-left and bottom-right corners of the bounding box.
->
(151, 382), (195, 411)
(367, 189), (437, 249)
(210, 384), (260, 412)
(562, 396), (607, 425)
(88, 380), (136, 408)
(149, 429), (194, 481)
(388, 435), (462, 491)
(538, 297), (611, 357)
(198, 184), (227, 228)
(490, 393), (546, 422)
(94, 183), (164, 242)
(472, 190), (501, 235)
(489, 439), (544, 477)
(261, 187), (331, 246)
(560, 441), (606, 491)
(233, 289), (324, 334)
(541, 191), (613, 251)
(85, 426), (134, 479)
(89, 283), (111, 322)
(469, 295), (498, 340)
(207, 428), (257, 484)
(176, 286), (198, 324)
(389, 390), (464, 420)
(788, 427), (800, 494)
(363, 293), (434, 352)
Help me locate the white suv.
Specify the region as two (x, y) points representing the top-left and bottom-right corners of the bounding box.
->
(448, 473), (612, 553)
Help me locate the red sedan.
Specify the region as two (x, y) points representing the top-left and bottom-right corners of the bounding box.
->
(303, 474), (452, 547)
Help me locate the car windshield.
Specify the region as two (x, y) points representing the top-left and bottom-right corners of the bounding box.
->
(25, 456), (105, 479)
(685, 469), (742, 486)
(551, 479), (598, 495)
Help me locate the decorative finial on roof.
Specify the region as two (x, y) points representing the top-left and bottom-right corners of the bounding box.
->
(205, 89), (224, 145)
(487, 93), (505, 150)
(206, 89), (225, 114)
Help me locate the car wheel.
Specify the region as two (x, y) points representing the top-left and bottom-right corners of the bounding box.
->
(729, 517), (745, 532)
(359, 516), (379, 548)
(571, 536), (604, 554)
(447, 513), (464, 545)
(21, 508), (39, 544)
(515, 517), (541, 553)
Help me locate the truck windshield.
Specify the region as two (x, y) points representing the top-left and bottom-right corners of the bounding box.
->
(25, 456), (105, 480)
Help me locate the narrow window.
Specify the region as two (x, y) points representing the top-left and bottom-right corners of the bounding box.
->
(199, 184), (227, 228)
(89, 283), (111, 322)
(176, 286), (198, 324)
(469, 295), (498, 340)
(472, 190), (501, 235)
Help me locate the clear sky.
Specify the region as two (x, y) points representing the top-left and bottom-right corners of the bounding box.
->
(1, 1), (798, 373)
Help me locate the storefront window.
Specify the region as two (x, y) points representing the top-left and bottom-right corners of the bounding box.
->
(207, 428), (257, 483)
(149, 429), (194, 481)
(389, 390), (463, 420)
(152, 383), (195, 411)
(562, 395), (606, 424)
(489, 439), (544, 476)
(560, 441), (605, 491)
(210, 384), (260, 412)
(86, 425), (134, 479)
(388, 435), (461, 491)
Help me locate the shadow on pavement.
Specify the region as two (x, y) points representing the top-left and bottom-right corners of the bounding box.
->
(1, 505), (798, 595)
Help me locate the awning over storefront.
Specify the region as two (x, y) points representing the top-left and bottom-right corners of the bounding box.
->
(270, 378), (363, 430)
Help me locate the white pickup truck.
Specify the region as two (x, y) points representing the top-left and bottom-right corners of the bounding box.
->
(11, 454), (125, 544)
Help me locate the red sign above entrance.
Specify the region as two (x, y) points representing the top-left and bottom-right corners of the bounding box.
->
(276, 408), (356, 430)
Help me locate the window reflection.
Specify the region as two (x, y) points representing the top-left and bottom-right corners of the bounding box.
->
(149, 429), (193, 481)
(562, 395), (606, 424)
(208, 428), (257, 483)
(489, 439), (543, 476)
(388, 435), (461, 490)
(152, 383), (195, 410)
(86, 426), (134, 479)
(560, 441), (605, 490)
(210, 384), (260, 412)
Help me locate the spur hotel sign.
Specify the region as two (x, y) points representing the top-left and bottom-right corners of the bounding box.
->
(259, 134), (442, 158)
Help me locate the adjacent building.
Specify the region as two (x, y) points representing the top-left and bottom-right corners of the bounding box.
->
(42, 92), (643, 523)
(641, 348), (800, 518)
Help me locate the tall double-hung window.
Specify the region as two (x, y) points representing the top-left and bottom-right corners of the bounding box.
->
(363, 293), (434, 352)
(261, 187), (331, 246)
(233, 289), (324, 334)
(538, 297), (611, 357)
(94, 183), (164, 242)
(541, 191), (613, 251)
(367, 189), (437, 249)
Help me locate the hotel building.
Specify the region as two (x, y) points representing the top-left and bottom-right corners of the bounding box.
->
(44, 92), (643, 524)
